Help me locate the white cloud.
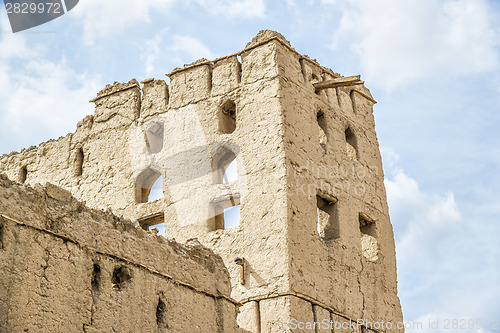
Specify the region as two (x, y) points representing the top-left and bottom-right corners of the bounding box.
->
(0, 58), (100, 152)
(0, 25), (100, 152)
(140, 33), (216, 76)
(0, 18), (41, 59)
(5, 59), (98, 123)
(333, 0), (500, 89)
(386, 170), (461, 266)
(171, 35), (215, 61)
(72, 0), (174, 45)
(141, 29), (168, 76)
(193, 0), (266, 19)
(383, 148), (500, 323)
(72, 0), (265, 45)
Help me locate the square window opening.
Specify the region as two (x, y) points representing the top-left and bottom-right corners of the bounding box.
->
(211, 196), (240, 230)
(359, 213), (378, 262)
(316, 192), (339, 241)
(359, 213), (376, 237)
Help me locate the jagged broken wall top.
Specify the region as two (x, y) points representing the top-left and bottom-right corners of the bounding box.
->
(0, 174), (240, 332)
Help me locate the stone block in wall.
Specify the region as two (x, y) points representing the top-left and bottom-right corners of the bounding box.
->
(331, 313), (361, 333)
(323, 72), (340, 107)
(72, 115), (94, 144)
(260, 295), (317, 333)
(289, 296), (316, 333)
(260, 296), (292, 333)
(140, 79), (169, 118)
(238, 301), (260, 333)
(168, 63), (212, 109)
(300, 59), (323, 85)
(313, 305), (333, 333)
(91, 80), (141, 132)
(217, 298), (241, 333)
(212, 55), (241, 96)
(350, 89), (376, 129)
(241, 41), (279, 84)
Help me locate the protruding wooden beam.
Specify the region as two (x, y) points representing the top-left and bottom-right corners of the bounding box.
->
(137, 212), (164, 230)
(235, 258), (245, 285)
(313, 75), (363, 91)
(359, 212), (376, 227)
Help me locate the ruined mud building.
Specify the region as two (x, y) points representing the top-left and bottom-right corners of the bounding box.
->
(0, 31), (403, 332)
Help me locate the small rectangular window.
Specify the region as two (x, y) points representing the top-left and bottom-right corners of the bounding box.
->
(345, 127), (358, 160)
(317, 110), (327, 152)
(316, 191), (339, 241)
(211, 196), (240, 230)
(219, 100), (236, 134)
(19, 166), (27, 183)
(145, 121), (164, 154)
(359, 213), (378, 261)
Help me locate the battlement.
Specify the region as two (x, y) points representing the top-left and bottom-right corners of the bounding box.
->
(83, 30), (373, 127)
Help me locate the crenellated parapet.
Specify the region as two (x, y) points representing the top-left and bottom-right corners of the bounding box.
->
(83, 30), (375, 130)
(140, 78), (169, 119)
(89, 79), (141, 130)
(167, 59), (213, 109)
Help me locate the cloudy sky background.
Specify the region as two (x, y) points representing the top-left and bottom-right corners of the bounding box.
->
(0, 0), (499, 331)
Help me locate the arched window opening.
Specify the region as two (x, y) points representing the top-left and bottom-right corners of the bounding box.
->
(219, 100), (236, 134)
(18, 166), (27, 183)
(135, 168), (164, 203)
(359, 213), (378, 262)
(75, 148), (84, 176)
(345, 127), (358, 160)
(145, 121), (164, 154)
(149, 175), (164, 201)
(317, 110), (327, 151)
(156, 297), (167, 330)
(91, 263), (101, 294)
(316, 191), (339, 241)
(215, 149), (237, 184)
(223, 159), (238, 184)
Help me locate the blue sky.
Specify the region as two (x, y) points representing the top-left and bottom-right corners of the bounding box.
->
(1, 0), (499, 331)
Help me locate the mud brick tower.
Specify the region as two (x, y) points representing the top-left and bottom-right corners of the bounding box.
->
(0, 31), (403, 332)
